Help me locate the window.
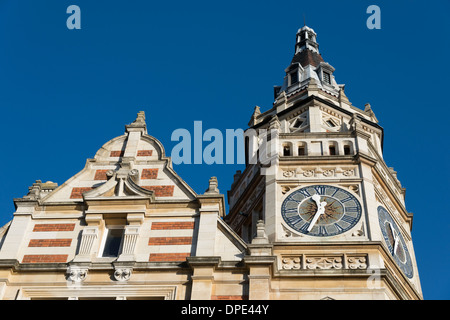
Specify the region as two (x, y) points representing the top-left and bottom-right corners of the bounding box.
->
(323, 72), (331, 84)
(283, 145), (291, 156)
(298, 146), (305, 156)
(297, 142), (307, 156)
(329, 146), (336, 156)
(293, 119), (303, 128)
(326, 120), (336, 128)
(290, 72), (298, 85)
(344, 145), (351, 155)
(101, 227), (124, 258)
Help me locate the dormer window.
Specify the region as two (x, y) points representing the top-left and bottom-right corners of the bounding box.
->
(290, 71), (298, 85)
(318, 62), (335, 87)
(323, 72), (331, 84)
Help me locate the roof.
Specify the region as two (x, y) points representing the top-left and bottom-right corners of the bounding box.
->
(291, 49), (324, 67)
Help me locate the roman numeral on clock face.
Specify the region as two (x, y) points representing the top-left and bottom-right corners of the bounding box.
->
(283, 207), (298, 214)
(340, 215), (357, 224)
(317, 226), (327, 236)
(313, 185), (326, 195)
(298, 189), (311, 197)
(345, 206), (360, 213)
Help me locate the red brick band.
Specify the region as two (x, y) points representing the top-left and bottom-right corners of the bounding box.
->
(70, 187), (93, 199)
(110, 150), (125, 157)
(94, 169), (109, 180)
(148, 253), (190, 262)
(28, 239), (72, 247)
(151, 222), (195, 230)
(142, 185), (174, 197)
(137, 150), (153, 156)
(33, 224), (75, 232)
(148, 237), (192, 246)
(22, 254), (68, 263)
(142, 169), (158, 179)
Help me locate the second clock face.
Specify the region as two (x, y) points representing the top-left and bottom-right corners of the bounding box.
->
(377, 206), (414, 278)
(281, 185), (362, 237)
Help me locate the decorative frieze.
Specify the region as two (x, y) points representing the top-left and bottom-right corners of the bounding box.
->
(305, 256), (343, 269)
(280, 254), (368, 271)
(281, 166), (358, 179)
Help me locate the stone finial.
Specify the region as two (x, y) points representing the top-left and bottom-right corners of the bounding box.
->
(364, 103), (378, 123)
(134, 111), (145, 123)
(248, 106), (261, 127)
(251, 220), (269, 245)
(338, 85), (350, 105)
(349, 113), (361, 130)
(204, 176), (219, 194)
(126, 111), (147, 133)
(269, 115), (281, 131)
(23, 180), (58, 200)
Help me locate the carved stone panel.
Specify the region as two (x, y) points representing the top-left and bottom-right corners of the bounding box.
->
(305, 256), (343, 270)
(279, 254), (368, 271)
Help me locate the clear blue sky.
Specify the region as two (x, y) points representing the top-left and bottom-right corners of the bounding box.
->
(0, 0), (448, 299)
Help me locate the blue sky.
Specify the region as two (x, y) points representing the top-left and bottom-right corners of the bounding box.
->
(0, 0), (449, 299)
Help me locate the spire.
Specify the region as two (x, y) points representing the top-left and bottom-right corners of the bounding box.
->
(274, 25), (341, 101)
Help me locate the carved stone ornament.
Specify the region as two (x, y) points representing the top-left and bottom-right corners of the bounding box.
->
(351, 223), (365, 237)
(323, 169), (334, 177)
(347, 256), (367, 269)
(281, 186), (291, 194)
(67, 266), (88, 283)
(282, 170), (296, 178)
(343, 169), (354, 176)
(305, 257), (343, 270)
(282, 257), (301, 270)
(114, 268), (132, 282)
(280, 254), (368, 271)
(303, 170), (314, 177)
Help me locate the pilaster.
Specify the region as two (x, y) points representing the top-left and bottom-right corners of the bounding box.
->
(187, 256), (220, 300)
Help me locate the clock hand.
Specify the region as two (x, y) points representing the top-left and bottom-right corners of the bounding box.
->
(307, 195), (327, 232)
(311, 194), (321, 207)
(393, 230), (399, 255)
(388, 223), (399, 254)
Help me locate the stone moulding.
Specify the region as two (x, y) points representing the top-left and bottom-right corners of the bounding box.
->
(17, 285), (177, 300)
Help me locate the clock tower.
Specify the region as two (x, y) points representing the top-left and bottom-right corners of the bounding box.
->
(225, 25), (423, 299)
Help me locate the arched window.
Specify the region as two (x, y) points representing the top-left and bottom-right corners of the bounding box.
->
(343, 141), (354, 155)
(282, 142), (293, 156)
(344, 145), (351, 155)
(328, 141), (338, 156)
(297, 142), (307, 156)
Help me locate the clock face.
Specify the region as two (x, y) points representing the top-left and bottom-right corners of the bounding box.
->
(377, 206), (414, 279)
(281, 185), (362, 237)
